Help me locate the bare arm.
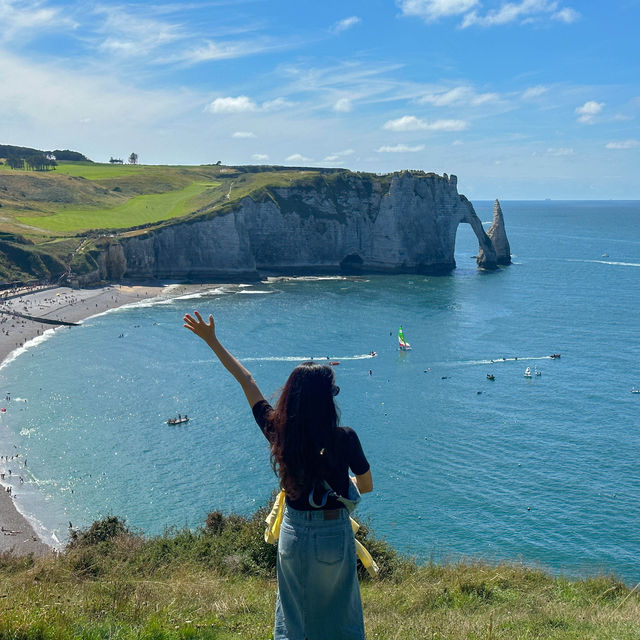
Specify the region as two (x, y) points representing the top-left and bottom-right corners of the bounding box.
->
(353, 469), (373, 494)
(183, 311), (265, 409)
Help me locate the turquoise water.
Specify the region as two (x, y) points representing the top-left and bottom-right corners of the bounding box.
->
(1, 201), (639, 584)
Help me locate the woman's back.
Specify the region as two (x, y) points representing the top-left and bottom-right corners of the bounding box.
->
(253, 398), (369, 509)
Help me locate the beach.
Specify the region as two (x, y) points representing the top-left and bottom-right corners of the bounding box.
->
(0, 283), (164, 555)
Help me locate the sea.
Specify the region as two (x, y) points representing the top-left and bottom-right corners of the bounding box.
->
(1, 201), (638, 585)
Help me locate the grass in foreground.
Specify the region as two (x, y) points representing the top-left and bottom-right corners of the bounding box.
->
(0, 513), (638, 640)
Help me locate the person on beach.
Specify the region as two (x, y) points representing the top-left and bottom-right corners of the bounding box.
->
(184, 310), (373, 640)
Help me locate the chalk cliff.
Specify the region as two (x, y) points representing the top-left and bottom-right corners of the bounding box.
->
(95, 170), (509, 281)
(487, 199), (511, 265)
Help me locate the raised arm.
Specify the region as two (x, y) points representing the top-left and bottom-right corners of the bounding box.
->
(183, 311), (265, 409)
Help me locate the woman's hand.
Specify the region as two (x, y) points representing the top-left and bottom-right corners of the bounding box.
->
(183, 310), (216, 344)
(183, 309), (264, 408)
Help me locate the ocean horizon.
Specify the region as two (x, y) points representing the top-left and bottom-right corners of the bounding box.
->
(1, 200), (639, 585)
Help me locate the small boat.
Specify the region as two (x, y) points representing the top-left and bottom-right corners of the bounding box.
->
(524, 367), (532, 378)
(167, 416), (189, 425)
(486, 374), (495, 381)
(631, 388), (640, 394)
(329, 361), (340, 366)
(398, 326), (411, 351)
(550, 353), (561, 359)
(0, 407), (5, 413)
(535, 367), (542, 376)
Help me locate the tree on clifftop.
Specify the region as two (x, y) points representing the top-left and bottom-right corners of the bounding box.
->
(6, 155), (24, 169)
(5, 154), (56, 171)
(128, 152), (138, 164)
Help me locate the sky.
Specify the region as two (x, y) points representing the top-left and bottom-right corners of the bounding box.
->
(1, 0), (639, 199)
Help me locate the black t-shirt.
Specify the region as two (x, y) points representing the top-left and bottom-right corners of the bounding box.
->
(252, 399), (370, 511)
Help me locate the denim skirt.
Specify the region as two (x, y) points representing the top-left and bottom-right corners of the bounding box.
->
(274, 505), (365, 640)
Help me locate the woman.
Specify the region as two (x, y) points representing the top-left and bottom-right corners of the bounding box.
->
(184, 310), (373, 640)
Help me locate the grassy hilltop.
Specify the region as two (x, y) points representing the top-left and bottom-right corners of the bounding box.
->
(0, 156), (358, 283)
(1, 510), (638, 640)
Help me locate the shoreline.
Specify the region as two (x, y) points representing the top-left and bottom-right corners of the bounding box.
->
(0, 277), (361, 555)
(0, 283), (168, 555)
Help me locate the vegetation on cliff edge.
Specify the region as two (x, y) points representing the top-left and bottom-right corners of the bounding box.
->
(0, 510), (638, 640)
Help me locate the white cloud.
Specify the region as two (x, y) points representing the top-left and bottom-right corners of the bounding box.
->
(461, 1), (580, 28)
(232, 131), (256, 138)
(333, 98), (353, 112)
(546, 147), (574, 156)
(383, 116), (468, 131)
(332, 16), (361, 33)
(206, 96), (257, 113)
(286, 153), (311, 163)
(553, 7), (580, 23)
(95, 6), (182, 58)
(575, 100), (604, 124)
(605, 140), (639, 150)
(172, 39), (269, 64)
(262, 97), (295, 111)
(0, 0), (77, 42)
(470, 92), (499, 105)
(419, 87), (467, 106)
(522, 85), (548, 99)
(205, 96), (293, 114)
(427, 119), (468, 131)
(397, 0), (479, 22)
(252, 153), (270, 161)
(399, 0), (580, 28)
(324, 149), (355, 162)
(377, 144), (425, 152)
(418, 86), (499, 106)
(384, 115), (427, 131)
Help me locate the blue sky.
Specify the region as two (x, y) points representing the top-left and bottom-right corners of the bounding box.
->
(1, 0), (639, 198)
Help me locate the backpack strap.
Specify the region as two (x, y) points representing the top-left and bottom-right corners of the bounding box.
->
(308, 479), (361, 513)
(308, 481), (331, 508)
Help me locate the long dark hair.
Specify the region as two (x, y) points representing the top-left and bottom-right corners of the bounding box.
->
(270, 361), (339, 499)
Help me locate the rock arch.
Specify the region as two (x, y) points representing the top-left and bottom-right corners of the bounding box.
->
(458, 200), (498, 270)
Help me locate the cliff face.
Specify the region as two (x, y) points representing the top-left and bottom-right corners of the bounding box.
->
(99, 171), (508, 281)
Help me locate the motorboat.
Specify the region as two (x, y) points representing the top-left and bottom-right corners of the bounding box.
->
(167, 416), (189, 425)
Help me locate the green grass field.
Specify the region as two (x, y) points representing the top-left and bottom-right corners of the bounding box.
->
(0, 161), (151, 179)
(53, 162), (151, 180)
(16, 181), (221, 232)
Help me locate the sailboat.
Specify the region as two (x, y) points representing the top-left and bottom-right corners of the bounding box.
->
(398, 326), (411, 351)
(524, 367), (532, 378)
